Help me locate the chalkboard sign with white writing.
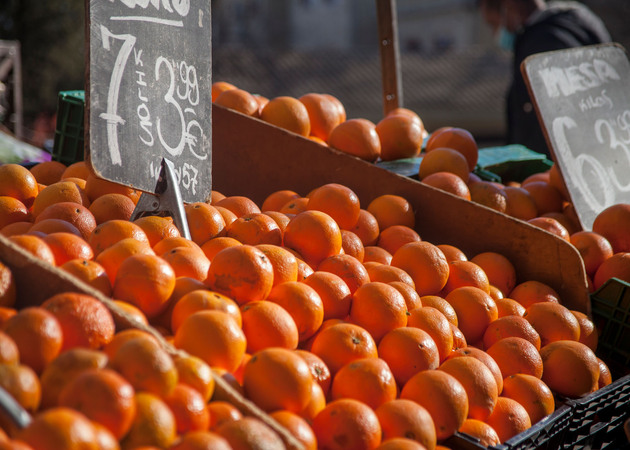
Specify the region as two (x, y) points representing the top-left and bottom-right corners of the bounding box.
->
(523, 43), (630, 231)
(86, 0), (212, 204)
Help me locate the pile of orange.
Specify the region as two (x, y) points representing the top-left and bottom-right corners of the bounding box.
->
(0, 156), (626, 449)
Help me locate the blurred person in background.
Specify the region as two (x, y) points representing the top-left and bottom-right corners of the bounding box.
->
(479, 0), (611, 158)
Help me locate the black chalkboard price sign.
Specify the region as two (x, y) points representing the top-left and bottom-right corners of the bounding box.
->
(86, 0), (212, 204)
(522, 43), (630, 231)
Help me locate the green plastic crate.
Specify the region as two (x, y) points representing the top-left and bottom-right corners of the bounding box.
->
(477, 145), (554, 183)
(52, 90), (85, 165)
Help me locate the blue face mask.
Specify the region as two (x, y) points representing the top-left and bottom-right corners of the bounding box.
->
(497, 26), (516, 51)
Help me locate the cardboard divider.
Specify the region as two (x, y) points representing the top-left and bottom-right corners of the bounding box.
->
(212, 104), (590, 314)
(0, 234), (305, 450)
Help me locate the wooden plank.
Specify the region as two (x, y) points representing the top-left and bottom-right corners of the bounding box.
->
(376, 0), (403, 116)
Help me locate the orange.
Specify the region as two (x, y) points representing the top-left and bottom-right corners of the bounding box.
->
(121, 392), (177, 449)
(597, 357), (612, 389)
(509, 280), (560, 309)
(442, 260), (490, 295)
(495, 297), (526, 318)
(34, 202), (96, 240)
(211, 81), (236, 101)
(327, 118), (381, 162)
(351, 209), (380, 246)
(377, 225), (421, 256)
(88, 193), (136, 224)
(592, 203), (630, 253)
(391, 241), (449, 296)
(261, 190), (301, 213)
(300, 379), (327, 422)
(113, 253), (176, 318)
(521, 181), (563, 215)
(279, 197), (309, 215)
(306, 183), (361, 230)
(264, 211), (291, 236)
(162, 246), (210, 281)
(295, 349), (332, 397)
(173, 354), (215, 402)
(171, 289), (241, 333)
(0, 163), (39, 207)
(169, 431), (231, 450)
(164, 383), (210, 433)
(540, 340), (599, 398)
(375, 114), (423, 161)
(349, 281), (408, 342)
(299, 93), (344, 142)
(266, 281), (324, 342)
(470, 252), (517, 298)
(269, 410), (317, 450)
(439, 356), (498, 421)
(502, 186), (538, 221)
(310, 322), (378, 374)
(0, 196), (30, 229)
(215, 205), (238, 228)
(445, 286), (498, 344)
(214, 196), (261, 218)
(421, 172), (471, 200)
(109, 335), (177, 397)
(112, 300), (148, 328)
(296, 258), (314, 281)
(0, 221), (32, 236)
(571, 310), (598, 352)
(299, 317), (345, 352)
(29, 218), (83, 237)
(486, 336), (544, 379)
(523, 301), (580, 347)
(407, 307), (454, 362)
(364, 246), (393, 264)
(469, 181), (508, 213)
(488, 285), (504, 301)
(378, 327), (440, 386)
(18, 407), (98, 450)
(184, 202), (226, 246)
(323, 93), (347, 122)
(0, 363), (41, 413)
(376, 438), (428, 449)
(547, 163), (569, 199)
(61, 161), (91, 181)
(521, 171), (549, 185)
(133, 215), (180, 247)
(459, 419), (500, 447)
(205, 244), (274, 304)
(95, 237), (155, 284)
(201, 236), (242, 262)
(102, 328), (157, 359)
(243, 347), (313, 414)
(570, 231), (613, 278)
(331, 358), (397, 409)
(84, 174), (139, 204)
(446, 346), (504, 395)
(153, 236), (202, 256)
(389, 281), (422, 311)
(341, 229), (365, 261)
(375, 399), (436, 450)
(425, 127), (478, 171)
(302, 271), (352, 320)
(312, 398), (382, 450)
(318, 253), (370, 294)
(226, 213), (282, 246)
(42, 292), (115, 351)
(420, 295), (458, 326)
(174, 310), (246, 373)
(58, 368), (135, 439)
(0, 262), (15, 309)
(418, 148), (470, 181)
(255, 244), (298, 286)
(400, 370), (468, 441)
(88, 219), (149, 256)
(502, 373), (554, 425)
(260, 95), (311, 137)
(8, 234), (56, 265)
(593, 251), (630, 290)
(207, 401), (243, 431)
(0, 330), (18, 365)
(542, 211), (580, 236)
(3, 307), (62, 375)
(29, 160), (67, 186)
(436, 245), (467, 263)
(214, 88), (259, 117)
(482, 315), (541, 350)
(41, 232), (93, 266)
(284, 210), (343, 268)
(387, 107), (425, 128)
(241, 300), (299, 352)
(485, 396), (531, 443)
(367, 194), (415, 230)
(216, 417), (286, 450)
(527, 216), (570, 241)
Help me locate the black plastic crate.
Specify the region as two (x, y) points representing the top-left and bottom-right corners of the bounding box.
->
(52, 90), (85, 165)
(488, 404), (573, 450)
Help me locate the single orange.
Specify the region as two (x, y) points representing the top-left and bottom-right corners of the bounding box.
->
(459, 419), (500, 447)
(327, 118), (381, 162)
(302, 270), (352, 321)
(95, 237), (155, 284)
(120, 392), (177, 449)
(420, 295), (458, 326)
(312, 398), (382, 450)
(470, 252), (517, 298)
(407, 306), (454, 363)
(571, 310), (598, 352)
(214, 88), (260, 117)
(592, 203), (630, 253)
(260, 95), (311, 137)
(0, 196), (30, 229)
(306, 183), (361, 230)
(0, 363), (41, 413)
(418, 148), (470, 181)
(363, 246), (393, 264)
(215, 417), (286, 450)
(29, 161), (67, 186)
(445, 286), (498, 344)
(226, 213), (282, 246)
(184, 202), (226, 246)
(201, 236), (242, 262)
(349, 281), (408, 342)
(269, 410), (317, 450)
(521, 181), (563, 215)
(509, 280), (560, 309)
(310, 322), (378, 375)
(18, 407), (98, 450)
(317, 253), (370, 294)
(484, 396), (531, 443)
(84, 174), (139, 203)
(367, 194), (415, 230)
(214, 195), (261, 218)
(341, 229), (365, 261)
(486, 336), (544, 379)
(593, 251), (630, 290)
(164, 383), (210, 434)
(540, 340), (599, 398)
(391, 241), (449, 296)
(88, 219), (149, 256)
(389, 281), (422, 312)
(495, 297), (526, 318)
(469, 181), (508, 213)
(527, 216), (570, 241)
(502, 373), (554, 425)
(503, 186), (538, 221)
(482, 315), (541, 350)
(422, 172), (471, 200)
(446, 346), (504, 395)
(266, 281), (324, 343)
(261, 190), (301, 213)
(240, 300), (299, 353)
(377, 225), (422, 256)
(207, 401), (243, 431)
(523, 301), (580, 347)
(375, 399), (436, 450)
(331, 358), (397, 410)
(570, 231), (613, 278)
(211, 81), (236, 101)
(295, 349), (332, 397)
(351, 209), (380, 246)
(88, 193), (136, 224)
(0, 163), (39, 207)
(299, 93), (344, 142)
(376, 114), (423, 161)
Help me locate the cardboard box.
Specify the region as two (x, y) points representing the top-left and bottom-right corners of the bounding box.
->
(212, 104), (590, 314)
